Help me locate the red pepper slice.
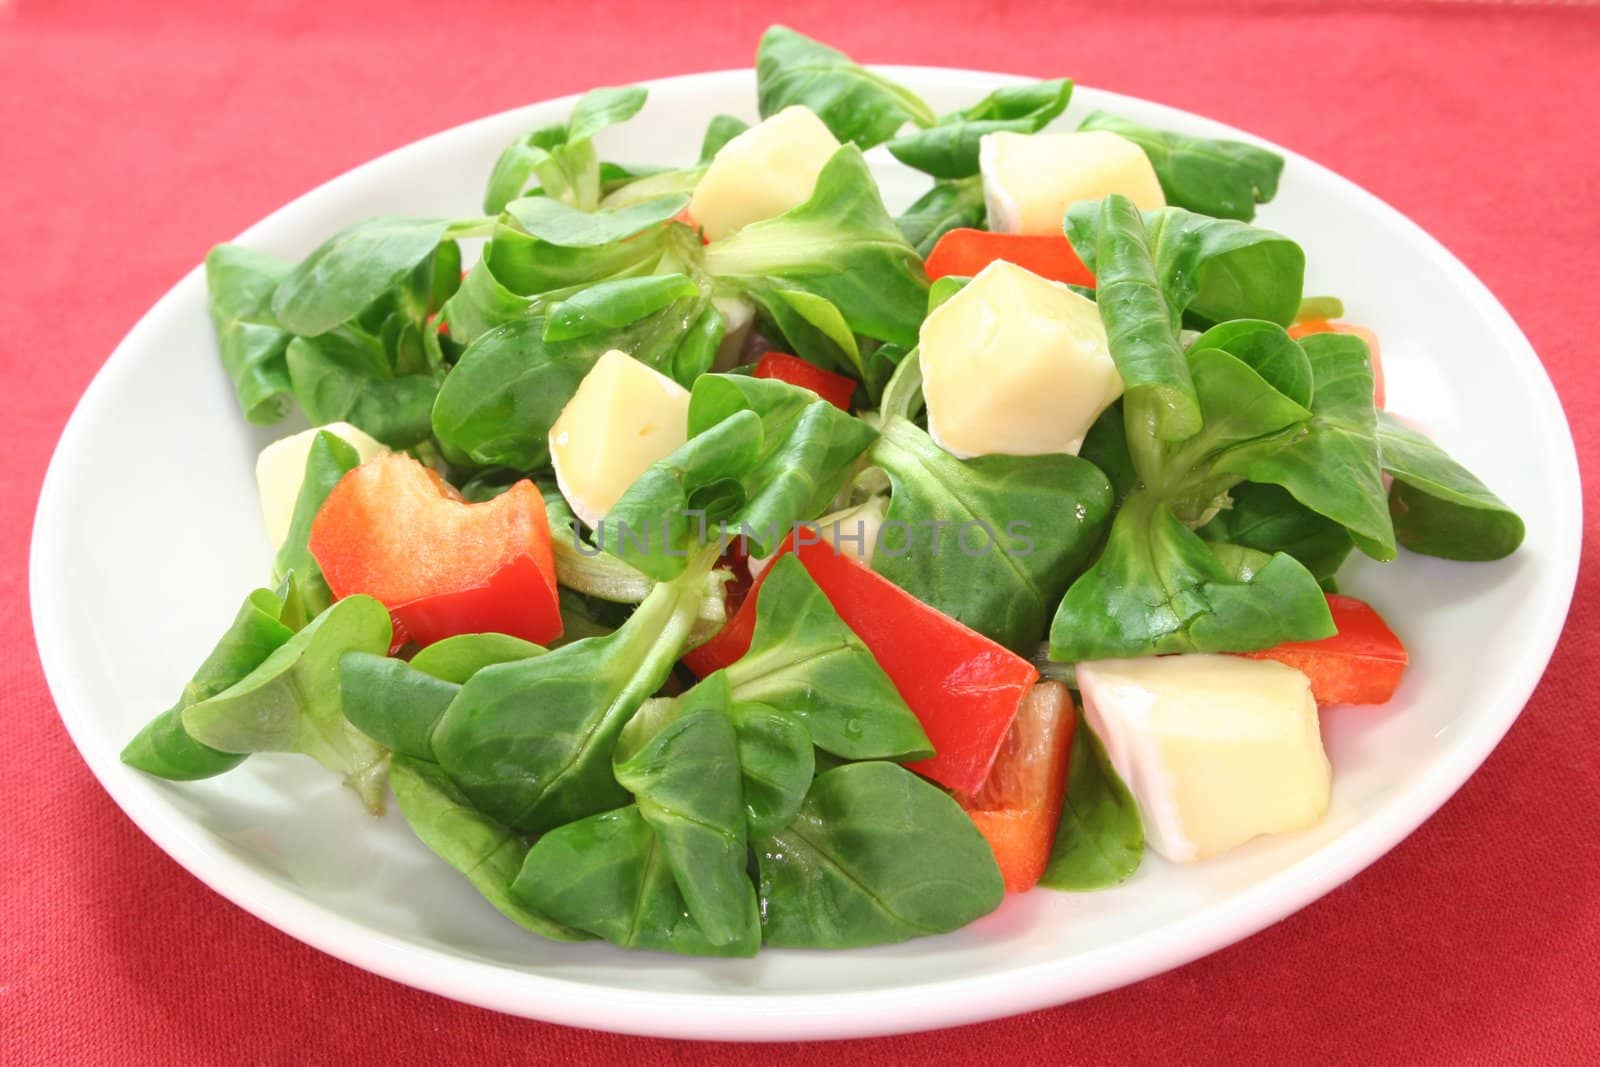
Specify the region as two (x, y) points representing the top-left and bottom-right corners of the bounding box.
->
(1289, 319), (1385, 409)
(685, 538), (1039, 795)
(958, 681), (1075, 894)
(752, 352), (857, 411)
(1241, 594), (1407, 706)
(925, 229), (1096, 289)
(309, 453), (562, 648)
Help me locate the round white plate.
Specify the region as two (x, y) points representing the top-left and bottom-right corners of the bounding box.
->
(30, 67), (1580, 1040)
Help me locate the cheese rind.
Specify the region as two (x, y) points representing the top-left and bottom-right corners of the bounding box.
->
(980, 130), (1165, 236)
(256, 422), (388, 550)
(1076, 654), (1331, 863)
(918, 260), (1123, 458)
(689, 106), (842, 242)
(548, 350), (692, 528)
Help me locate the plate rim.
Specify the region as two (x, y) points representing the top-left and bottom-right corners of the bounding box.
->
(29, 64), (1583, 1041)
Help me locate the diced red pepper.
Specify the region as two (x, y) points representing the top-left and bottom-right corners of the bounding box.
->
(685, 538), (1039, 795)
(958, 681), (1075, 894)
(925, 229), (1096, 289)
(308, 453), (562, 648)
(753, 352), (857, 411)
(1241, 594), (1407, 706)
(1289, 319), (1385, 409)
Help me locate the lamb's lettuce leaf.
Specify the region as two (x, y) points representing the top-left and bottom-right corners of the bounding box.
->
(1378, 412), (1525, 560)
(888, 78), (1072, 179)
(705, 146), (928, 349)
(203, 245), (295, 424)
(180, 595), (393, 811)
(484, 86), (649, 213)
(1078, 110), (1283, 221)
(755, 26), (935, 149)
(870, 416), (1113, 654)
(755, 762), (1004, 948)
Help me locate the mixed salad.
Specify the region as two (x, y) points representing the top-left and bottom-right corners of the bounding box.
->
(123, 26), (1526, 956)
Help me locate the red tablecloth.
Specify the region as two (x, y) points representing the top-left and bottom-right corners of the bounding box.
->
(5, 0), (1597, 1061)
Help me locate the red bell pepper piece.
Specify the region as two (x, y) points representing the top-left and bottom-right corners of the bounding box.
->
(958, 681), (1075, 894)
(753, 352), (857, 411)
(1241, 594), (1407, 706)
(685, 538), (1039, 795)
(925, 228), (1096, 289)
(308, 453), (562, 648)
(1289, 319), (1385, 409)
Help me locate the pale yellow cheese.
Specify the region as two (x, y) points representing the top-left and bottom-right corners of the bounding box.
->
(689, 106), (841, 242)
(255, 422), (387, 550)
(918, 260), (1123, 458)
(548, 350), (691, 528)
(1076, 654), (1331, 863)
(980, 130), (1165, 236)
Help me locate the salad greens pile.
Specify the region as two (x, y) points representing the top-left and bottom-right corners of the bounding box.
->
(123, 25), (1523, 958)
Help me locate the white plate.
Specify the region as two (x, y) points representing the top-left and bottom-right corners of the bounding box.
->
(30, 67), (1580, 1040)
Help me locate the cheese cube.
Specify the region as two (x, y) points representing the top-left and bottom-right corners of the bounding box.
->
(256, 422), (387, 550)
(689, 106), (842, 242)
(1076, 654), (1331, 863)
(918, 260), (1123, 458)
(980, 130), (1165, 236)
(549, 350), (692, 528)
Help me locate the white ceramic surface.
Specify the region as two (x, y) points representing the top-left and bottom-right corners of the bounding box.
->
(30, 67), (1580, 1041)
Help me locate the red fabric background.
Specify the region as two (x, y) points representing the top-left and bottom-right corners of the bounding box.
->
(4, 1), (1598, 1061)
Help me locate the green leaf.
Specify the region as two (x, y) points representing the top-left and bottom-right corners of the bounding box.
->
(1039, 710), (1143, 890)
(755, 26), (936, 149)
(1048, 491), (1335, 661)
(512, 805), (755, 957)
(568, 85), (648, 142)
(723, 556), (931, 761)
(728, 703), (815, 838)
(601, 374), (877, 578)
(1072, 195), (1201, 443)
(505, 194), (688, 248)
(542, 274), (700, 342)
(203, 245), (295, 423)
(888, 79), (1073, 179)
(389, 755), (586, 940)
(432, 302), (710, 472)
(1078, 111), (1283, 221)
(896, 176), (986, 257)
(1188, 319), (1312, 409)
(706, 146), (929, 348)
(483, 88), (649, 214)
(1198, 482), (1354, 589)
(181, 595), (393, 811)
(409, 633), (547, 683)
(613, 708), (761, 950)
(121, 586), (297, 780)
(1225, 332), (1396, 560)
(699, 114), (750, 162)
(430, 553), (715, 833)
(1066, 202), (1305, 328)
(271, 216), (452, 337)
(339, 653), (459, 760)
(272, 431), (360, 616)
(1377, 411), (1525, 561)
(755, 762), (1003, 948)
(869, 416), (1114, 654)
(286, 330), (438, 448)
(614, 674), (815, 840)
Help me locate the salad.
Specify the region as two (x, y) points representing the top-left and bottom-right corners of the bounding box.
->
(122, 26), (1526, 957)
